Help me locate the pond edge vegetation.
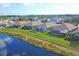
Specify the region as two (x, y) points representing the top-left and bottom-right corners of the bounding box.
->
(0, 28), (79, 56)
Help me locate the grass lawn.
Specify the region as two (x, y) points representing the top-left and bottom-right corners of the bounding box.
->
(0, 28), (73, 49)
(1, 28), (79, 56)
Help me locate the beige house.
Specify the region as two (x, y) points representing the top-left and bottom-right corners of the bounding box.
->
(31, 21), (46, 32)
(0, 20), (16, 28)
(16, 21), (32, 28)
(52, 23), (77, 33)
(0, 21), (6, 28)
(73, 24), (79, 32)
(45, 22), (60, 32)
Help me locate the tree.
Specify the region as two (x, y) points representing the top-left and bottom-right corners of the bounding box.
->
(64, 16), (79, 25)
(65, 32), (79, 46)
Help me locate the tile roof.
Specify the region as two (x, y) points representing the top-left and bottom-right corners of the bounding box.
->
(53, 23), (77, 31)
(0, 21), (6, 25)
(74, 24), (79, 32)
(45, 22), (60, 28)
(32, 21), (44, 26)
(16, 21), (44, 26)
(16, 21), (32, 26)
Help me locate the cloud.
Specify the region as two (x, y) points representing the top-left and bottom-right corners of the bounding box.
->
(0, 40), (7, 56)
(1, 4), (10, 7)
(23, 3), (30, 6)
(0, 0), (79, 4)
(0, 40), (6, 48)
(23, 3), (37, 6)
(3, 37), (13, 43)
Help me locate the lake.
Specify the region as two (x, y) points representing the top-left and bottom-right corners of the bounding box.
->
(0, 34), (62, 56)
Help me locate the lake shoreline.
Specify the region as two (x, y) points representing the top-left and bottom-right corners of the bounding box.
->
(0, 28), (79, 56)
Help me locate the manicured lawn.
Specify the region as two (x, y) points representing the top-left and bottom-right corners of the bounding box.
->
(0, 28), (74, 49)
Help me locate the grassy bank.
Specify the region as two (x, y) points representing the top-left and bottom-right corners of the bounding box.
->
(0, 28), (79, 55)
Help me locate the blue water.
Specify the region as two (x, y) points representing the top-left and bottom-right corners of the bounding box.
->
(0, 34), (62, 56)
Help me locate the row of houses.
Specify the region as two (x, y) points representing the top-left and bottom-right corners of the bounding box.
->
(0, 20), (78, 36)
(16, 21), (61, 32)
(0, 20), (16, 28)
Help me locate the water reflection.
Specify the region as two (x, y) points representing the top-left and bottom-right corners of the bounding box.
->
(0, 40), (6, 48)
(0, 39), (7, 56)
(0, 34), (62, 56)
(3, 37), (13, 43)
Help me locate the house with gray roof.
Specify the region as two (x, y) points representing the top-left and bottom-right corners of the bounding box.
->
(32, 21), (47, 32)
(49, 23), (77, 36)
(45, 22), (60, 32)
(15, 21), (32, 30)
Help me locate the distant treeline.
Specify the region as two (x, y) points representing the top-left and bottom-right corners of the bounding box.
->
(64, 16), (79, 25)
(0, 15), (79, 24)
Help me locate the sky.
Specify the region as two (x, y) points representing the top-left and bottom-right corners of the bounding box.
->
(0, 3), (79, 15)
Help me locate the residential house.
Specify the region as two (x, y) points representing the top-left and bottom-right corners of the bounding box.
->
(73, 24), (79, 33)
(16, 21), (61, 32)
(32, 21), (47, 32)
(45, 22), (60, 32)
(0, 20), (17, 28)
(16, 21), (48, 32)
(49, 23), (77, 36)
(0, 21), (6, 28)
(15, 21), (32, 30)
(32, 21), (60, 32)
(6, 20), (17, 28)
